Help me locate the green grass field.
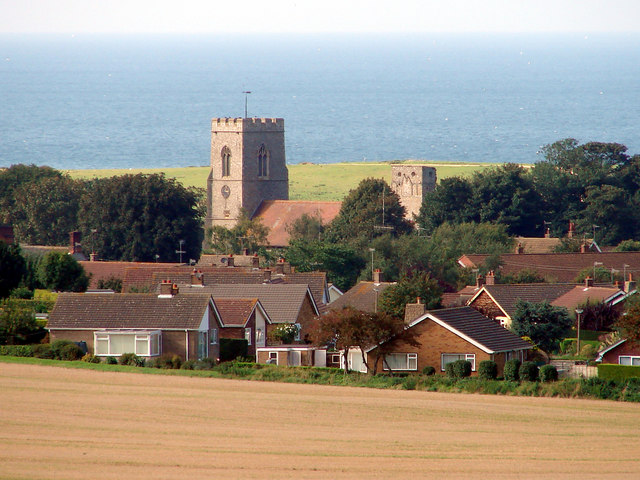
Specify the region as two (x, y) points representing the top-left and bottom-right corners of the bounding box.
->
(65, 160), (498, 201)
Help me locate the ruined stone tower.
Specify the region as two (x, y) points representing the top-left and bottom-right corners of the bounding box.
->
(206, 117), (289, 229)
(390, 165), (437, 220)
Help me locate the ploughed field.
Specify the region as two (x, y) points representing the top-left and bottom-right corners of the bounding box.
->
(1, 363), (638, 479)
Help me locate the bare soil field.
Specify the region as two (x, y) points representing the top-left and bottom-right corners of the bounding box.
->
(1, 363), (639, 480)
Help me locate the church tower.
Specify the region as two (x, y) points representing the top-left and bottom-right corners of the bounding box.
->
(206, 117), (289, 230)
(390, 165), (437, 220)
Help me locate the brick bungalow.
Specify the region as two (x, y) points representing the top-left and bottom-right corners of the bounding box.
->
(215, 298), (271, 356)
(346, 306), (533, 376)
(47, 284), (221, 361)
(596, 339), (640, 366)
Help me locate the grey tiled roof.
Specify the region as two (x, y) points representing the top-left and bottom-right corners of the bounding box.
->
(476, 283), (576, 317)
(329, 282), (394, 313)
(48, 293), (213, 330)
(426, 306), (533, 353)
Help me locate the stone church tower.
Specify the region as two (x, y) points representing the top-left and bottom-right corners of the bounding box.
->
(390, 165), (437, 220)
(206, 117), (289, 229)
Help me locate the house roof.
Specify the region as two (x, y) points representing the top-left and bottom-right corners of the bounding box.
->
(596, 339), (627, 361)
(214, 298), (269, 327)
(513, 237), (562, 254)
(550, 286), (623, 310)
(417, 306), (533, 354)
(458, 252), (640, 283)
(185, 284), (318, 324)
(79, 261), (181, 289)
(329, 281), (395, 313)
(468, 283), (576, 319)
(48, 293), (214, 330)
(252, 200), (342, 247)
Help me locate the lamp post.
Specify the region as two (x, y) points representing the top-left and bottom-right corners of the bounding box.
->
(575, 308), (584, 356)
(369, 248), (375, 281)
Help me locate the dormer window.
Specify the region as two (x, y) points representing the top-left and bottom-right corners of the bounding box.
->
(257, 144), (269, 178)
(221, 146), (231, 177)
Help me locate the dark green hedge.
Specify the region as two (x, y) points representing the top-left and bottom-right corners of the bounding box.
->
(0, 345), (34, 357)
(219, 338), (248, 362)
(597, 363), (640, 381)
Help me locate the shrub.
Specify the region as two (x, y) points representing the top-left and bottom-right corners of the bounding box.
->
(50, 340), (75, 360)
(105, 356), (117, 365)
(118, 353), (144, 367)
(171, 355), (182, 369)
(504, 359), (521, 381)
(445, 362), (456, 378)
(81, 353), (100, 363)
(33, 343), (54, 359)
(478, 360), (498, 380)
(446, 360), (472, 379)
(0, 344), (34, 357)
(9, 287), (34, 299)
(180, 360), (196, 370)
(148, 354), (183, 369)
(60, 343), (84, 361)
(597, 364), (640, 381)
(539, 364), (558, 382)
(194, 357), (217, 370)
(519, 361), (539, 382)
(422, 365), (436, 376)
(219, 338), (248, 362)
(402, 376), (418, 390)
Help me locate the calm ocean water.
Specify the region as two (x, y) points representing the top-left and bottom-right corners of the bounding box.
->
(1, 33), (639, 170)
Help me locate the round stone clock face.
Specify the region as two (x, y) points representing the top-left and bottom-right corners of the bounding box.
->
(221, 185), (230, 199)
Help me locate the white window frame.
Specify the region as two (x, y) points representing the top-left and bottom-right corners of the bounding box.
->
(619, 355), (640, 366)
(294, 323), (301, 341)
(382, 353), (418, 371)
(93, 330), (161, 357)
(244, 327), (252, 346)
(331, 354), (340, 364)
(209, 328), (218, 345)
(268, 351), (278, 365)
(441, 353), (476, 372)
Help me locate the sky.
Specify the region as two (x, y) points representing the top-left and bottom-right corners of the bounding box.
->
(1, 0), (639, 34)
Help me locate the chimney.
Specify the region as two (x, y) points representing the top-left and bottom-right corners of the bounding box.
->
(625, 274), (636, 293)
(251, 254), (260, 268)
(190, 268), (204, 286)
(69, 231), (82, 254)
(226, 255), (234, 267)
(585, 276), (594, 287)
(243, 248), (249, 256)
(160, 280), (173, 296)
(515, 242), (524, 254)
(89, 253), (98, 262)
(404, 297), (426, 324)
(263, 269), (272, 283)
(486, 271), (495, 285)
(568, 222), (575, 239)
(476, 274), (485, 288)
(275, 258), (285, 275)
(373, 269), (383, 284)
(544, 228), (551, 239)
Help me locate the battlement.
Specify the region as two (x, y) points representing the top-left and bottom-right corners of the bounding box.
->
(211, 117), (284, 132)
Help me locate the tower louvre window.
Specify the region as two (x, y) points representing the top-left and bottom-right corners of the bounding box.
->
(221, 146), (231, 177)
(257, 144), (269, 178)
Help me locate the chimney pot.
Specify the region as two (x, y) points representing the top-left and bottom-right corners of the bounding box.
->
(585, 276), (594, 287)
(373, 269), (383, 284)
(485, 271), (495, 285)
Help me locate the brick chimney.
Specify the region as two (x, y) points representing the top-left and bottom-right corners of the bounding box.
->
(226, 255), (234, 267)
(625, 274), (636, 293)
(263, 269), (272, 283)
(486, 271), (495, 285)
(190, 268), (204, 286)
(476, 274), (485, 288)
(251, 254), (260, 268)
(159, 280), (179, 296)
(568, 222), (575, 239)
(544, 228), (551, 239)
(373, 269), (383, 284)
(515, 242), (524, 254)
(580, 243), (587, 253)
(404, 297), (426, 324)
(69, 231), (82, 255)
(585, 276), (594, 287)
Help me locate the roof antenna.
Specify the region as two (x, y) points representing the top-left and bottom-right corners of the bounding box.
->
(243, 91), (251, 118)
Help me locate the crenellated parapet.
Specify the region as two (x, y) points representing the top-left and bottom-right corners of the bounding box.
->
(211, 117), (284, 132)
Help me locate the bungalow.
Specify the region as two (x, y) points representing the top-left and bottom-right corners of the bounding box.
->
(345, 306), (533, 376)
(47, 284), (221, 361)
(215, 298), (271, 356)
(596, 339), (640, 366)
(329, 270), (394, 314)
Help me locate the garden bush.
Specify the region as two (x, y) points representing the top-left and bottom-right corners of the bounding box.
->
(539, 364), (558, 382)
(81, 353), (100, 363)
(445, 362), (455, 378)
(33, 343), (54, 359)
(597, 364), (640, 381)
(519, 361), (539, 382)
(402, 376), (418, 390)
(0, 345), (34, 357)
(422, 365), (436, 376)
(504, 359), (521, 381)
(478, 360), (498, 380)
(194, 357), (217, 370)
(180, 360), (196, 370)
(105, 356), (117, 365)
(219, 338), (248, 362)
(118, 353), (145, 367)
(50, 340), (76, 360)
(446, 360), (472, 378)
(59, 343), (84, 361)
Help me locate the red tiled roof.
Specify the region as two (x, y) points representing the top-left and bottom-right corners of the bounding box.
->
(513, 237), (562, 254)
(252, 200), (342, 247)
(469, 283), (576, 318)
(79, 261), (179, 289)
(214, 298), (258, 327)
(329, 281), (394, 313)
(551, 286), (623, 310)
(459, 252), (640, 283)
(48, 293), (213, 330)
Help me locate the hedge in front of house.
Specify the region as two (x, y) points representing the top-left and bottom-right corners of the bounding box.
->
(597, 363), (640, 381)
(219, 338), (248, 362)
(519, 361), (539, 382)
(0, 345), (34, 357)
(504, 359), (521, 381)
(478, 360), (497, 380)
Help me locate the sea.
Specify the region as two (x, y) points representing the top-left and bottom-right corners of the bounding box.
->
(1, 33), (639, 170)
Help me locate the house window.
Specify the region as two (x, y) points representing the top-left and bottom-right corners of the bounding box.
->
(288, 350), (301, 366)
(93, 331), (161, 357)
(257, 144), (269, 178)
(331, 354), (340, 364)
(256, 328), (264, 346)
(209, 328), (218, 345)
(221, 147), (231, 177)
(441, 353), (476, 371)
(294, 323), (301, 341)
(383, 353), (418, 371)
(619, 356), (640, 366)
(268, 351), (278, 365)
(244, 328), (252, 346)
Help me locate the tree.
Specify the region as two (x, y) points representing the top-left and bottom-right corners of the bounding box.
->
(207, 209), (269, 255)
(0, 242), (26, 298)
(416, 176), (474, 231)
(96, 276), (123, 293)
(614, 240), (640, 252)
(576, 185), (635, 245)
(615, 302), (640, 346)
(37, 252), (89, 292)
(579, 300), (620, 331)
(0, 300), (39, 345)
(510, 300), (572, 353)
(379, 271), (442, 319)
(328, 178), (412, 245)
(78, 174), (203, 262)
(286, 212), (325, 243)
(312, 307), (370, 372)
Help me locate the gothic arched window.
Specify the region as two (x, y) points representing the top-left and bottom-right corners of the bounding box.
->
(257, 144), (269, 178)
(221, 146), (231, 177)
